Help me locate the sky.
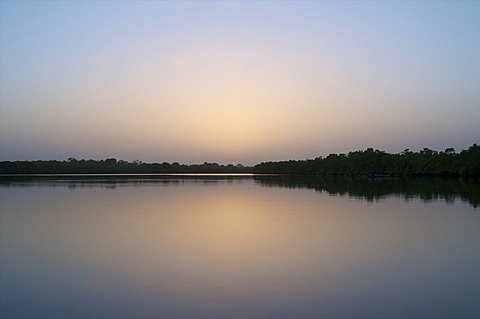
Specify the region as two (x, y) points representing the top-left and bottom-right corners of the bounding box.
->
(1, 1), (479, 165)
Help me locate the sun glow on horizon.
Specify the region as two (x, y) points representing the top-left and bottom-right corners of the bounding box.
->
(1, 1), (479, 163)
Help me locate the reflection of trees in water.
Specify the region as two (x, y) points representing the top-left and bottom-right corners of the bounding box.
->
(1, 175), (478, 208)
(254, 176), (480, 209)
(0, 175), (253, 190)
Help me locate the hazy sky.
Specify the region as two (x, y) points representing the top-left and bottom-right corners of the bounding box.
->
(1, 1), (479, 165)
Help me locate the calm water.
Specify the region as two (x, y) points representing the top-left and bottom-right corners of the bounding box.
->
(1, 175), (479, 319)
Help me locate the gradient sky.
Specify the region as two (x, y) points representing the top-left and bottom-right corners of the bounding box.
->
(1, 1), (479, 165)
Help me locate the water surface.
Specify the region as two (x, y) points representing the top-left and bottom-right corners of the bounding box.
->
(1, 175), (479, 318)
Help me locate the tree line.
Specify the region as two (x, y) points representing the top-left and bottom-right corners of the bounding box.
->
(0, 158), (252, 174)
(1, 144), (478, 176)
(253, 144), (480, 176)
